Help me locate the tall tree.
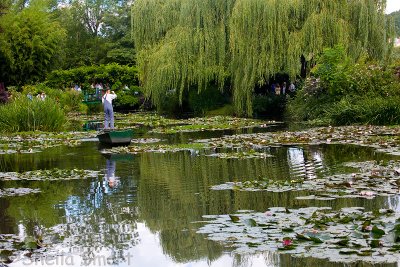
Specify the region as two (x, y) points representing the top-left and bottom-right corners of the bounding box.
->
(55, 0), (134, 68)
(132, 0), (394, 116)
(101, 1), (135, 65)
(388, 10), (400, 36)
(0, 0), (66, 85)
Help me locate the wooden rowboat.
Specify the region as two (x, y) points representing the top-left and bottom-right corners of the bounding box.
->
(97, 129), (133, 146)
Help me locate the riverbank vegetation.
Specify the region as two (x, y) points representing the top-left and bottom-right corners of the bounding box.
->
(0, 95), (66, 132)
(133, 0), (395, 116)
(0, 0), (399, 129)
(286, 46), (400, 125)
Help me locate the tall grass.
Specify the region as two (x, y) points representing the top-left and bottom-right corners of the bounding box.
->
(0, 96), (67, 132)
(327, 96), (400, 125)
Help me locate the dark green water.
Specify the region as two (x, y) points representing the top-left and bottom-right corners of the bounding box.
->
(1, 129), (400, 267)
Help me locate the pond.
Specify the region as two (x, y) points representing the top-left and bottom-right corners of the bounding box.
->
(1, 123), (400, 267)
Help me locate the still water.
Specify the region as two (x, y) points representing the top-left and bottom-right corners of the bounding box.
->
(1, 128), (400, 267)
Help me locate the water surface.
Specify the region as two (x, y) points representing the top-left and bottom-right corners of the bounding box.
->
(1, 129), (400, 267)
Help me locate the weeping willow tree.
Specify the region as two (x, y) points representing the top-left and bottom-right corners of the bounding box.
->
(132, 0), (393, 116)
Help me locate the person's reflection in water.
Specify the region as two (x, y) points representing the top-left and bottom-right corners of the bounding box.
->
(105, 159), (118, 189)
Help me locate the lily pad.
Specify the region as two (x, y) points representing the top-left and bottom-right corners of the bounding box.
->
(0, 168), (100, 181)
(0, 188), (41, 198)
(196, 206), (400, 264)
(211, 160), (400, 200)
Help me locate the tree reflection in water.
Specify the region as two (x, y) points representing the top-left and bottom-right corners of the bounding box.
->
(2, 142), (400, 267)
(47, 157), (138, 265)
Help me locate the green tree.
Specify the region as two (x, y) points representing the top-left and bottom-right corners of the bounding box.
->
(0, 0), (66, 86)
(101, 1), (135, 65)
(54, 0), (134, 68)
(132, 0), (394, 116)
(55, 1), (102, 68)
(388, 10), (400, 36)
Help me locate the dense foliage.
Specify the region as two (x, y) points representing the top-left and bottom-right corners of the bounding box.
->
(45, 63), (138, 89)
(286, 46), (400, 125)
(20, 84), (86, 113)
(54, 0), (135, 69)
(0, 95), (66, 132)
(45, 64), (142, 111)
(133, 0), (393, 116)
(0, 0), (135, 88)
(388, 10), (400, 36)
(0, 1), (66, 86)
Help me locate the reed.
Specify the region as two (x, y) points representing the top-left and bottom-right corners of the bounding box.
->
(0, 96), (67, 132)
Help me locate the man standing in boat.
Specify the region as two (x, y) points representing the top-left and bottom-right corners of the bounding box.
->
(102, 88), (117, 129)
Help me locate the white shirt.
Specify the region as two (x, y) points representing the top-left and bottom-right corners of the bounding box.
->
(102, 92), (117, 104)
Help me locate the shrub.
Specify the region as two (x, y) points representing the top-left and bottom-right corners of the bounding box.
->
(0, 95), (67, 132)
(327, 96), (400, 125)
(113, 85), (143, 110)
(188, 85), (230, 116)
(253, 94), (286, 119)
(45, 63), (139, 90)
(157, 90), (182, 116)
(21, 84), (84, 113)
(205, 104), (234, 116)
(287, 45), (400, 125)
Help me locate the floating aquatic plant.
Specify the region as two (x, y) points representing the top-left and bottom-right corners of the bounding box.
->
(0, 168), (100, 181)
(211, 160), (400, 200)
(195, 125), (400, 155)
(150, 116), (275, 134)
(0, 188), (41, 197)
(206, 150), (274, 159)
(0, 131), (97, 155)
(102, 143), (206, 155)
(197, 207), (400, 263)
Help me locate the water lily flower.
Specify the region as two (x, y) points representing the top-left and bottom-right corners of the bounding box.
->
(282, 238), (293, 246)
(364, 225), (373, 231)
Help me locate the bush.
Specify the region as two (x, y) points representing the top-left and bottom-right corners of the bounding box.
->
(253, 94), (286, 119)
(205, 104), (234, 116)
(157, 90), (182, 116)
(45, 63), (139, 90)
(286, 45), (400, 125)
(0, 95), (67, 132)
(113, 85), (143, 110)
(285, 78), (332, 122)
(21, 84), (84, 113)
(327, 96), (400, 125)
(187, 85), (229, 116)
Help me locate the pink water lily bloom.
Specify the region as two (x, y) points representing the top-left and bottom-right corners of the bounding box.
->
(282, 238), (293, 246)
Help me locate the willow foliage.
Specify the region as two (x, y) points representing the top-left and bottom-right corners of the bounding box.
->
(132, 0), (393, 116)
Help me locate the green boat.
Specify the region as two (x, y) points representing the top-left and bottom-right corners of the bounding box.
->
(97, 129), (133, 146)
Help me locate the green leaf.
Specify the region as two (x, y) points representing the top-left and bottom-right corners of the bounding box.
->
(370, 239), (382, 248)
(310, 236), (323, 244)
(296, 233), (312, 241)
(371, 225), (385, 238)
(357, 250), (373, 256)
(244, 218), (257, 227)
(277, 244), (297, 251)
(335, 239), (349, 247)
(229, 215), (240, 223)
(339, 249), (358, 255)
(246, 242), (260, 247)
(24, 237), (38, 250)
(282, 228), (294, 232)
